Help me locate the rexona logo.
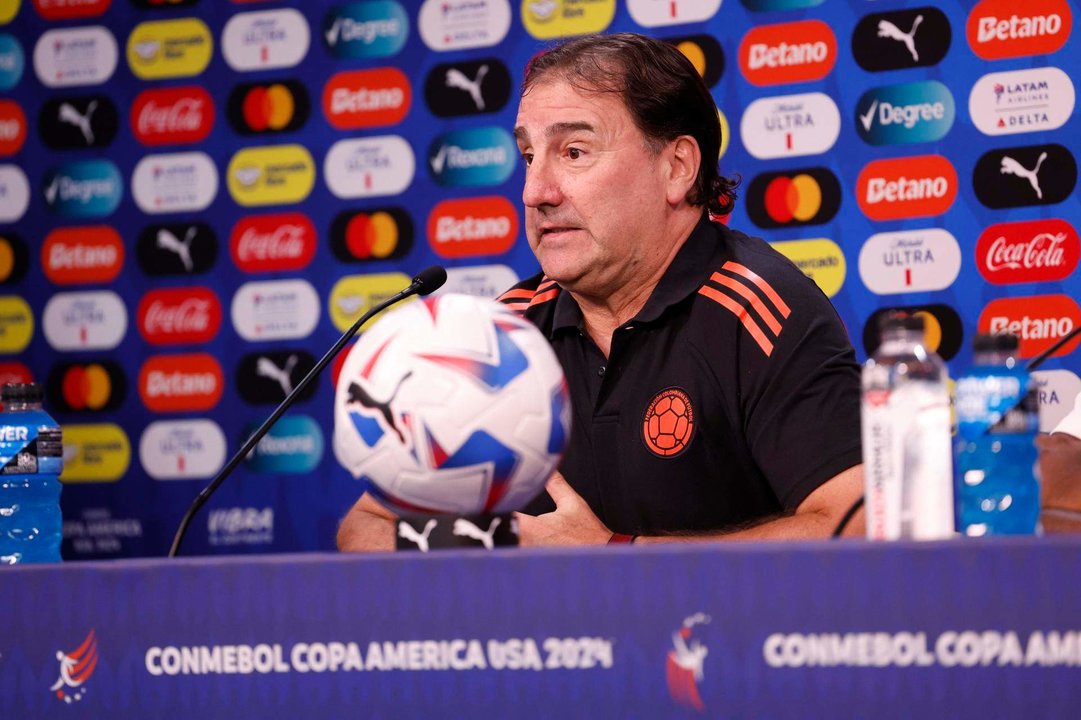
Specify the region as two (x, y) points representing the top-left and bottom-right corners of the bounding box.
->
(43, 226), (124, 285)
(0, 34), (24, 91)
(61, 423), (130, 483)
(136, 222), (217, 276)
(967, 0), (1071, 60)
(740, 92), (840, 160)
(324, 135), (415, 199)
(132, 86), (214, 146)
(139, 419), (225, 481)
(428, 127), (516, 187)
(0, 295), (32, 353)
(0, 232), (30, 285)
(855, 81), (955, 145)
(864, 304), (963, 361)
(131, 151), (218, 214)
(852, 7), (951, 72)
(0, 165), (30, 223)
(856, 155), (957, 221)
(742, 0), (823, 10)
(746, 167), (840, 229)
(979, 294), (1081, 359)
(231, 212), (316, 273)
(521, 0), (615, 39)
(323, 1), (408, 59)
(42, 160), (122, 218)
(328, 271), (412, 331)
(330, 207), (413, 262)
(47, 360), (126, 413)
(428, 196), (517, 258)
(228, 81), (311, 135)
(323, 68), (410, 130)
(33, 26), (117, 88)
(667, 35), (724, 88)
(227, 145), (315, 206)
(33, 0), (111, 21)
(424, 58), (511, 118)
(236, 349), (317, 405)
(770, 238), (845, 298)
(39, 95), (118, 149)
(139, 353), (223, 413)
(126, 18), (212, 80)
(976, 218), (1080, 285)
(436, 264), (519, 299)
(231, 279), (319, 341)
(973, 143), (1077, 209)
(244, 415), (323, 474)
(418, 0), (510, 51)
(969, 67), (1074, 137)
(858, 229), (961, 295)
(42, 290), (126, 351)
(137, 287), (222, 346)
(222, 9), (310, 71)
(0, 99), (26, 155)
(628, 0), (720, 26)
(739, 20), (836, 87)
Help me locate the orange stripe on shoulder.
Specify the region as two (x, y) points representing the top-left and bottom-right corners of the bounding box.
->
(698, 285), (774, 357)
(498, 288), (535, 302)
(721, 261), (792, 319)
(529, 287), (560, 307)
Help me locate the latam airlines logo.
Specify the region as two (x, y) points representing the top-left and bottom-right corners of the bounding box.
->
(43, 226), (124, 285)
(34, 26), (117, 88)
(227, 145), (315, 206)
(140, 419), (226, 481)
(428, 196), (518, 258)
(739, 20), (836, 86)
(0, 34), (24, 91)
(42, 290), (127, 351)
(132, 152), (218, 214)
(228, 80), (310, 135)
(222, 9), (310, 71)
(39, 95), (118, 149)
(236, 350), (318, 404)
(131, 86), (214, 146)
(746, 168), (840, 229)
(231, 213), (317, 273)
(244, 415), (323, 473)
(425, 58), (511, 118)
(231, 279), (319, 341)
(851, 7), (951, 72)
(976, 219), (1080, 285)
(418, 0), (510, 51)
(855, 81), (955, 145)
(0, 100), (26, 155)
(967, 0), (1072, 60)
(34, 0), (110, 21)
(973, 143), (1077, 209)
(126, 18), (213, 80)
(740, 92), (840, 160)
(979, 295), (1081, 359)
(330, 207), (413, 262)
(42, 160), (123, 218)
(969, 67), (1074, 137)
(136, 222), (217, 276)
(323, 68), (410, 130)
(858, 229), (962, 295)
(323, 1), (408, 59)
(137, 287), (222, 346)
(428, 127), (516, 187)
(324, 136), (415, 199)
(856, 155), (958, 221)
(0, 165), (30, 223)
(628, 0), (720, 26)
(521, 0), (615, 39)
(139, 353), (223, 413)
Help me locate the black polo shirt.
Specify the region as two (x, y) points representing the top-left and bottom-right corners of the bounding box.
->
(499, 215), (862, 535)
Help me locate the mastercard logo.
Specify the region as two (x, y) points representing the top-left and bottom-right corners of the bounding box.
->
(46, 360), (125, 413)
(0, 232), (29, 285)
(863, 304), (963, 361)
(967, 0), (1072, 60)
(0, 99), (26, 156)
(227, 80), (310, 135)
(746, 167), (840, 229)
(666, 34), (724, 88)
(330, 207), (413, 263)
(42, 226), (124, 285)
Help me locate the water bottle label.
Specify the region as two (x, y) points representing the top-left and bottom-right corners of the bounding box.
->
(956, 373), (1038, 439)
(0, 425), (62, 475)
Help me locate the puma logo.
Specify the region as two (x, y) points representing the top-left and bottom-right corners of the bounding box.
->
(256, 354), (298, 396)
(156, 227), (196, 271)
(398, 518), (437, 552)
(452, 517), (501, 550)
(445, 65), (489, 110)
(877, 15), (923, 62)
(1000, 152), (1048, 199)
(58, 101), (97, 144)
(347, 371), (412, 444)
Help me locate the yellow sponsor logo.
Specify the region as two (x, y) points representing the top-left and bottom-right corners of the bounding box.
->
(0, 295), (32, 353)
(0, 0), (19, 25)
(771, 238), (846, 298)
(61, 423), (131, 483)
(127, 18), (213, 80)
(521, 0), (615, 39)
(227, 145), (315, 207)
(718, 110), (730, 159)
(329, 272), (413, 332)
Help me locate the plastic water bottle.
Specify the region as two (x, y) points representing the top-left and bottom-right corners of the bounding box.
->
(0, 383), (63, 564)
(954, 333), (1039, 536)
(861, 313), (954, 540)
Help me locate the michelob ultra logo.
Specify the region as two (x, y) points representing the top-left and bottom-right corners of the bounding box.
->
(979, 294), (1081, 359)
(43, 226), (124, 285)
(967, 0), (1072, 60)
(0, 295), (32, 353)
(627, 0), (720, 26)
(739, 20), (836, 86)
(329, 272), (412, 331)
(323, 68), (410, 130)
(231, 213), (317, 273)
(42, 160), (122, 218)
(976, 218), (1080, 285)
(34, 0), (110, 20)
(969, 67), (1074, 137)
(323, 1), (408, 59)
(140, 419), (225, 481)
(324, 135), (415, 199)
(330, 207), (413, 262)
(0, 165), (30, 222)
(228, 80), (310, 135)
(437, 264), (520, 300)
(851, 7), (951, 72)
(47, 360), (126, 413)
(139, 353), (223, 413)
(418, 0), (510, 51)
(856, 155), (957, 221)
(858, 229), (961, 295)
(0, 232), (29, 285)
(222, 9), (310, 71)
(61, 423), (130, 483)
(972, 143), (1077, 209)
(0, 99), (25, 155)
(243, 415), (323, 474)
(428, 196), (517, 259)
(745, 167), (840, 229)
(740, 92), (840, 160)
(428, 127), (516, 187)
(127, 18), (212, 80)
(42, 290), (126, 351)
(770, 238), (845, 298)
(667, 34), (724, 88)
(0, 34), (23, 91)
(863, 304), (963, 361)
(131, 151), (218, 214)
(231, 279), (319, 341)
(1032, 368), (1081, 432)
(521, 0), (615, 39)
(855, 81), (955, 145)
(131, 86), (214, 146)
(227, 145), (315, 206)
(33, 26), (117, 88)
(138, 287), (222, 346)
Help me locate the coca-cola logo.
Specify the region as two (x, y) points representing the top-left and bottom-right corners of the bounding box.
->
(131, 87), (214, 146)
(137, 287), (221, 345)
(976, 218), (1080, 284)
(230, 213), (316, 273)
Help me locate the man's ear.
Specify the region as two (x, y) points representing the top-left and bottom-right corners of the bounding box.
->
(665, 135), (701, 206)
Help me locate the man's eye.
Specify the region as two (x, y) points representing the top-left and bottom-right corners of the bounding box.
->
(522, 153), (534, 166)
(567, 148), (582, 160)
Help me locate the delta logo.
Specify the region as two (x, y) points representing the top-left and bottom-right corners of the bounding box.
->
(323, 1), (408, 59)
(770, 238), (846, 298)
(967, 0), (1071, 60)
(628, 0), (720, 27)
(228, 80), (310, 135)
(34, 0), (111, 21)
(979, 295), (1081, 359)
(126, 18), (212, 80)
(0, 34), (24, 91)
(521, 0), (616, 40)
(740, 92), (840, 160)
(132, 86), (214, 146)
(60, 423), (130, 483)
(135, 222), (217, 277)
(666, 35), (724, 89)
(244, 415), (323, 474)
(976, 219), (1080, 285)
(330, 207), (413, 262)
(42, 226), (124, 285)
(851, 7), (952, 72)
(33, 26), (118, 88)
(323, 68), (410, 130)
(858, 229), (962, 295)
(428, 196), (517, 258)
(42, 160), (123, 218)
(0, 99), (26, 155)
(425, 58), (512, 117)
(745, 167), (840, 229)
(972, 143), (1077, 209)
(137, 287), (222, 346)
(231, 279), (320, 341)
(222, 8), (310, 71)
(324, 135), (415, 199)
(428, 127), (516, 187)
(329, 272), (412, 331)
(42, 290), (126, 351)
(969, 67), (1074, 137)
(739, 20), (836, 87)
(139, 419), (225, 480)
(0, 232), (30, 285)
(39, 95), (119, 150)
(0, 165), (29, 222)
(417, 0), (510, 52)
(856, 155), (957, 221)
(131, 151), (218, 214)
(0, 295), (32, 353)
(139, 353), (223, 413)
(855, 81), (955, 145)
(231, 212), (316, 273)
(49, 629), (99, 704)
(863, 304), (963, 361)
(227, 144), (315, 207)
(236, 349), (318, 405)
(47, 360), (126, 413)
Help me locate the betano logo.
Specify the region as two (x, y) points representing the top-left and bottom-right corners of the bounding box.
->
(668, 34), (724, 88)
(0, 165), (30, 222)
(428, 196), (517, 258)
(324, 135), (415, 199)
(227, 145), (315, 206)
(855, 80), (955, 145)
(0, 295), (32, 353)
(60, 423), (130, 483)
(858, 229), (961, 295)
(856, 155), (957, 221)
(231, 279), (319, 341)
(42, 226), (124, 285)
(0, 34), (23, 91)
(34, 0), (110, 20)
(330, 207), (413, 262)
(976, 218), (1080, 285)
(969, 66), (1074, 137)
(863, 304), (963, 361)
(851, 7), (951, 72)
(627, 0), (720, 27)
(0, 99), (26, 155)
(967, 0), (1071, 60)
(0, 232), (29, 285)
(329, 272), (412, 331)
(126, 18), (212, 80)
(979, 294), (1081, 359)
(231, 212), (317, 273)
(323, 1), (408, 59)
(137, 287), (221, 346)
(428, 127), (516, 187)
(131, 151), (218, 214)
(740, 92), (840, 160)
(47, 361), (125, 413)
(139, 353), (223, 413)
(33, 26), (117, 88)
(42, 160), (122, 218)
(521, 0), (615, 39)
(42, 291), (126, 351)
(222, 8), (310, 71)
(228, 80), (310, 135)
(140, 419), (225, 481)
(244, 415), (323, 474)
(323, 68), (411, 130)
(739, 20), (836, 86)
(745, 167), (840, 229)
(132, 86), (214, 146)
(418, 0), (510, 51)
(770, 238), (845, 297)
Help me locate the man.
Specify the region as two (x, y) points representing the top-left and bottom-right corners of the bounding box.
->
(337, 33), (864, 551)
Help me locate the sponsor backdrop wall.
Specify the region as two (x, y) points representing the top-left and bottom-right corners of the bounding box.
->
(0, 0), (1077, 558)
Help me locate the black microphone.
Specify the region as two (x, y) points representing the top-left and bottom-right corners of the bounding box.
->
(168, 265), (448, 557)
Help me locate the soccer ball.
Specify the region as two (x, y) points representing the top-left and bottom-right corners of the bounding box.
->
(333, 293), (570, 514)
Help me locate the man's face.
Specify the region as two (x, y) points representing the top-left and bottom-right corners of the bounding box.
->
(513, 77), (672, 297)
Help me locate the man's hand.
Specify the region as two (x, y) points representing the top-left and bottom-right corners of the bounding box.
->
(1039, 432), (1081, 534)
(515, 472), (613, 546)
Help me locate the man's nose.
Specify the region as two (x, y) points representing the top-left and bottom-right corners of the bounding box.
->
(522, 157), (562, 208)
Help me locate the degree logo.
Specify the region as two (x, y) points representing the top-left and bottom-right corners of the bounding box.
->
(137, 287), (222, 346)
(139, 419), (225, 481)
(428, 127), (516, 187)
(47, 360), (125, 413)
(61, 423), (130, 483)
(979, 295), (1081, 359)
(227, 144), (315, 207)
(0, 232), (29, 285)
(864, 304), (963, 361)
(424, 58), (511, 118)
(770, 238), (846, 298)
(856, 155), (957, 221)
(139, 353), (223, 413)
(34, 0), (109, 18)
(976, 218), (1080, 285)
(231, 279), (319, 341)
(329, 272), (412, 331)
(0, 99), (26, 155)
(967, 0), (1071, 60)
(666, 34), (724, 88)
(418, 0), (510, 51)
(330, 207), (413, 262)
(745, 167), (840, 229)
(521, 0), (615, 39)
(237, 350), (318, 405)
(42, 159), (123, 218)
(39, 94), (119, 149)
(0, 296), (31, 353)
(739, 20), (836, 87)
(740, 92), (840, 160)
(33, 26), (117, 88)
(428, 196), (518, 258)
(126, 18), (212, 80)
(0, 164), (28, 222)
(42, 290), (126, 351)
(972, 143), (1077, 209)
(858, 229), (961, 295)
(628, 0), (720, 27)
(131, 151), (218, 214)
(131, 86), (214, 146)
(323, 1), (408, 59)
(243, 415), (323, 474)
(324, 135), (415, 199)
(222, 8), (310, 71)
(228, 80), (311, 135)
(642, 388), (695, 457)
(851, 7), (951, 72)
(969, 67), (1074, 137)
(0, 34), (23, 91)
(136, 222), (217, 276)
(43, 226), (124, 285)
(231, 212), (316, 273)
(855, 81), (955, 145)
(323, 68), (410, 130)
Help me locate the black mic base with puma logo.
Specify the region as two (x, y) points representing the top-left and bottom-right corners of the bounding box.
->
(395, 513), (519, 552)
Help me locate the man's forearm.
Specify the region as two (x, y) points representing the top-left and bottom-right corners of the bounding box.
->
(634, 506), (864, 544)
(336, 495), (398, 552)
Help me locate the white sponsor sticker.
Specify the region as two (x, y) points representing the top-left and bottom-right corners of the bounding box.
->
(436, 264), (520, 299)
(132, 151), (218, 214)
(222, 9), (311, 71)
(0, 164), (29, 222)
(323, 136), (415, 199)
(33, 26), (118, 88)
(1032, 369), (1081, 433)
(969, 66), (1074, 136)
(858, 229), (961, 295)
(627, 0), (722, 27)
(140, 419), (226, 480)
(418, 0), (511, 51)
(231, 279), (319, 341)
(43, 290), (127, 351)
(740, 92), (840, 160)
